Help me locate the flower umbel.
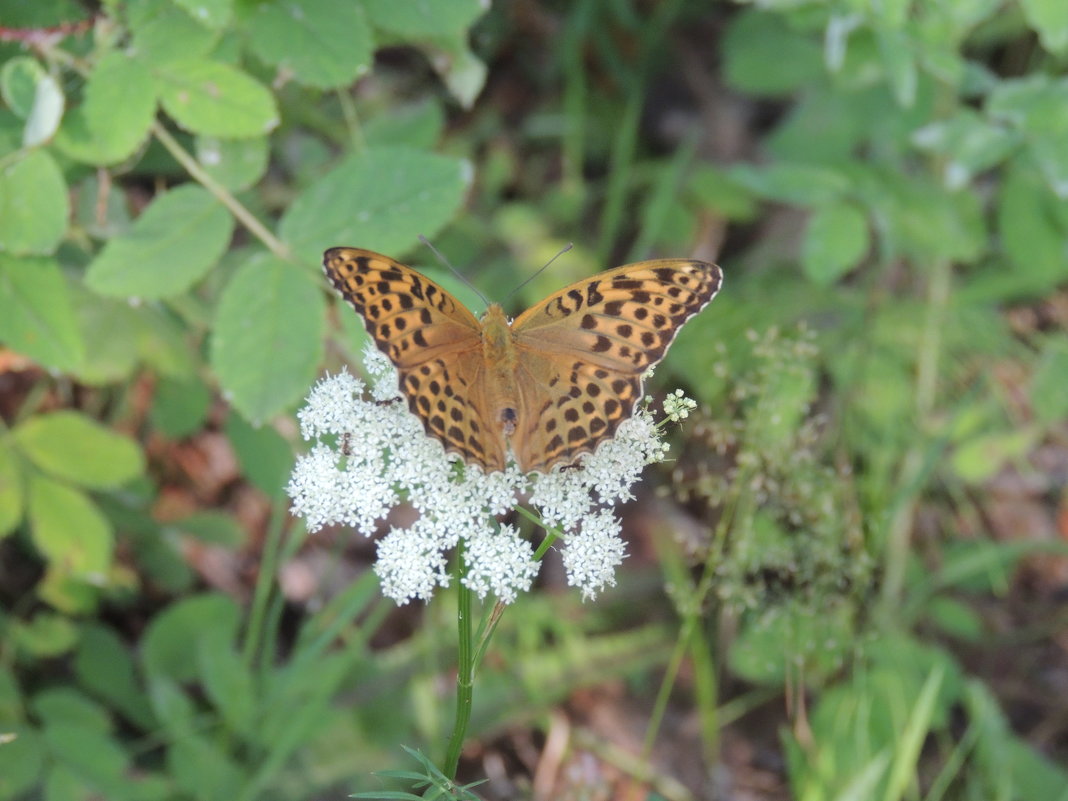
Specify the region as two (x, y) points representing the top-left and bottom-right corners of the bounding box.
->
(287, 345), (686, 604)
(663, 389), (697, 422)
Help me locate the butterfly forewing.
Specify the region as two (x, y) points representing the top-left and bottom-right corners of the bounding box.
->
(508, 259), (722, 472)
(324, 247), (482, 365)
(323, 247), (507, 470)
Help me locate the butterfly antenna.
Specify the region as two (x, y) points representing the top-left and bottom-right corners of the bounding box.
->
(418, 234), (489, 306)
(505, 243), (574, 303)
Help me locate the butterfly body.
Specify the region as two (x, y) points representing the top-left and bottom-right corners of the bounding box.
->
(477, 304), (522, 436)
(323, 247), (722, 474)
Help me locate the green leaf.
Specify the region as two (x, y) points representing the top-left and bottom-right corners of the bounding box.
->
(1003, 734), (1068, 800)
(882, 666), (945, 801)
(0, 56), (64, 147)
(0, 56), (46, 118)
(996, 166), (1068, 296)
(802, 203), (870, 285)
(131, 524), (196, 595)
(927, 596), (984, 641)
(156, 59), (279, 138)
(0, 436), (22, 536)
(0, 724), (45, 799)
(197, 631), (256, 736)
(731, 603), (853, 684)
(987, 75), (1068, 129)
(364, 101), (445, 150)
(362, 0), (485, 37)
(432, 39), (488, 110)
(224, 412), (293, 499)
(40, 723), (129, 787)
(210, 253), (325, 423)
(150, 375), (212, 438)
(767, 89), (864, 164)
(72, 173), (132, 239)
(728, 162), (850, 206)
(14, 411), (143, 490)
(141, 593), (240, 681)
(42, 764), (98, 801)
(31, 688), (111, 732)
(911, 111), (1017, 189)
(245, 0), (372, 89)
(127, 300), (199, 379)
(987, 76), (1068, 195)
(172, 0), (232, 29)
(53, 51), (157, 165)
(167, 733), (247, 801)
(876, 27), (917, 107)
(0, 664), (24, 722)
(0, 150), (69, 254)
(0, 1), (87, 28)
(73, 624), (155, 730)
(27, 474), (113, 578)
(938, 540), (1027, 594)
(866, 172), (985, 263)
(686, 164), (757, 220)
(0, 254), (85, 372)
(85, 185), (234, 298)
(1031, 335), (1068, 423)
(37, 567), (100, 615)
(1020, 0), (1068, 53)
(280, 146), (470, 264)
(129, 0), (218, 65)
(68, 293), (143, 383)
(147, 676), (197, 735)
(10, 613), (78, 658)
(164, 511), (243, 547)
(25, 75), (64, 144)
(1030, 128), (1068, 198)
(195, 135), (268, 191)
(951, 427), (1039, 483)
(722, 10), (823, 96)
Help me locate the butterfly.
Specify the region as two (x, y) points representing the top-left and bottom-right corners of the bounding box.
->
(323, 247), (722, 474)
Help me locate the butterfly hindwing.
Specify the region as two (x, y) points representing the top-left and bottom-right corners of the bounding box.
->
(396, 348), (507, 471)
(510, 353), (642, 472)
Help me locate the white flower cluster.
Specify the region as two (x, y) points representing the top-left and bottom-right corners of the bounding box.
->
(287, 345), (679, 605)
(663, 388), (697, 422)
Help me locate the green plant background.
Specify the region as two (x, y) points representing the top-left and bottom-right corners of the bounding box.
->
(1, 0), (1067, 799)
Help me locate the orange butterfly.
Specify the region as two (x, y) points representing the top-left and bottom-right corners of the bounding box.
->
(323, 247), (722, 473)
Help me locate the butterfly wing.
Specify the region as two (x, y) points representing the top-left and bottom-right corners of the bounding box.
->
(509, 259), (722, 472)
(323, 247), (507, 470)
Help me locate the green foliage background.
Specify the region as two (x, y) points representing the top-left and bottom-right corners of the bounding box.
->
(1, 0), (1067, 799)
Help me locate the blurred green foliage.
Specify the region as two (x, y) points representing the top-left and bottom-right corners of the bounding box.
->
(0, 0), (1067, 798)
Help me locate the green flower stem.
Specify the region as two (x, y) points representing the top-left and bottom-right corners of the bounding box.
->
(472, 600), (506, 675)
(442, 505), (565, 776)
(442, 506), (559, 777)
(516, 504), (561, 560)
(150, 121), (292, 261)
(642, 464), (750, 758)
(443, 539), (475, 780)
(595, 0), (685, 264)
(335, 86), (366, 152)
(241, 496), (288, 669)
(881, 258), (952, 610)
